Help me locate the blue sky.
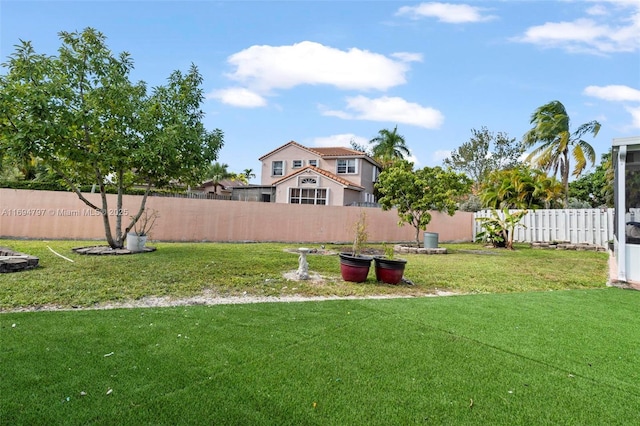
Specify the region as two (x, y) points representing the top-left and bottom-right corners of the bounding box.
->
(2, 0), (639, 183)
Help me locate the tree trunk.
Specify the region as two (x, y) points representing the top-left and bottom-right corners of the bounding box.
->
(562, 150), (570, 208)
(115, 169), (124, 246)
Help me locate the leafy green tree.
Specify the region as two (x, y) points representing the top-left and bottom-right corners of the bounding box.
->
(480, 166), (564, 209)
(444, 127), (523, 193)
(368, 126), (411, 168)
(0, 28), (223, 248)
(523, 100), (601, 207)
(376, 161), (472, 246)
(568, 153), (613, 207)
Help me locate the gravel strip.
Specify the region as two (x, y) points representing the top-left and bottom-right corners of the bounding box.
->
(2, 290), (459, 313)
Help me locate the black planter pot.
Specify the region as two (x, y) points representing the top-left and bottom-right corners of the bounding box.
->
(374, 256), (407, 285)
(339, 253), (372, 282)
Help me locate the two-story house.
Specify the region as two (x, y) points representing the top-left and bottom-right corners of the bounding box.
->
(258, 141), (381, 206)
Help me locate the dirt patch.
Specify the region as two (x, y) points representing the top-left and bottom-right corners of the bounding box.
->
(4, 290), (460, 313)
(283, 247), (338, 256)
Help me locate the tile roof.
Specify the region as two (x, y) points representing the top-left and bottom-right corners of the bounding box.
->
(271, 165), (364, 190)
(258, 141), (307, 161)
(305, 146), (366, 157)
(259, 140), (380, 167)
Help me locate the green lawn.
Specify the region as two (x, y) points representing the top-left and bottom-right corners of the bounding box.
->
(2, 289), (639, 424)
(1, 239), (626, 424)
(0, 239), (608, 310)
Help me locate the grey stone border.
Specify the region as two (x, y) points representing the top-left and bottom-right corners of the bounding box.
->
(72, 246), (157, 255)
(0, 247), (40, 273)
(531, 242), (606, 252)
(394, 244), (447, 254)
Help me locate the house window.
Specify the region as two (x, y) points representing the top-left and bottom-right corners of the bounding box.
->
(290, 188), (327, 205)
(300, 177), (317, 185)
(292, 160), (303, 169)
(272, 161), (284, 176)
(337, 159), (356, 174)
(308, 159), (318, 167)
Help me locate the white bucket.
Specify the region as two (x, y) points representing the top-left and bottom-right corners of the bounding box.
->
(126, 233), (148, 252)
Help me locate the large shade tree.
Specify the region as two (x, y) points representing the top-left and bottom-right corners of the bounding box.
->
(368, 126), (411, 168)
(376, 160), (471, 246)
(0, 28), (223, 248)
(523, 100), (600, 207)
(444, 126), (523, 193)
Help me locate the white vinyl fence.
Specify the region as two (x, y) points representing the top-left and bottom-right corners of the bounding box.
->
(473, 209), (615, 247)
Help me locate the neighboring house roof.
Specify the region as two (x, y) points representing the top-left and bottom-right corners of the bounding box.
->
(272, 165), (364, 190)
(199, 178), (248, 191)
(259, 140), (381, 168)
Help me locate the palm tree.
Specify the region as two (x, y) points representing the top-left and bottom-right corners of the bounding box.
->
(242, 168), (256, 181)
(523, 100), (600, 207)
(205, 162), (234, 194)
(368, 126), (411, 168)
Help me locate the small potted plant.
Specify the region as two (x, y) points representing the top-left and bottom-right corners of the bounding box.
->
(339, 210), (372, 282)
(374, 243), (407, 285)
(126, 208), (159, 252)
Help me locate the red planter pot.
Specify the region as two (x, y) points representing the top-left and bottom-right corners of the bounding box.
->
(374, 257), (407, 285)
(339, 253), (372, 283)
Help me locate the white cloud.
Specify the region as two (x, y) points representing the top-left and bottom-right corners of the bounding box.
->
(406, 152), (421, 166)
(513, 2), (640, 54)
(311, 134), (369, 148)
(207, 87), (267, 108)
(586, 4), (608, 16)
(584, 85), (640, 102)
(626, 105), (640, 128)
(322, 95), (444, 129)
(432, 149), (452, 163)
(391, 52), (424, 62)
(396, 2), (496, 23)
(224, 41), (415, 92)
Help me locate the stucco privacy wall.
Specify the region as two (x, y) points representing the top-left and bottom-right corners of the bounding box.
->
(0, 189), (473, 243)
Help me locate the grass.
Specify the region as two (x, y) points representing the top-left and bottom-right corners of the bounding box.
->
(2, 289), (640, 424)
(0, 239), (621, 423)
(0, 239), (608, 310)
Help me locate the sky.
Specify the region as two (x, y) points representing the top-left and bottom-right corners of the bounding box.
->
(1, 0), (639, 183)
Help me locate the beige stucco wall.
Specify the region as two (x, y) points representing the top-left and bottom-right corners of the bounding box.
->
(273, 174), (348, 206)
(358, 160), (377, 195)
(259, 143), (383, 206)
(0, 189), (473, 243)
(261, 144), (322, 186)
(342, 188), (363, 206)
